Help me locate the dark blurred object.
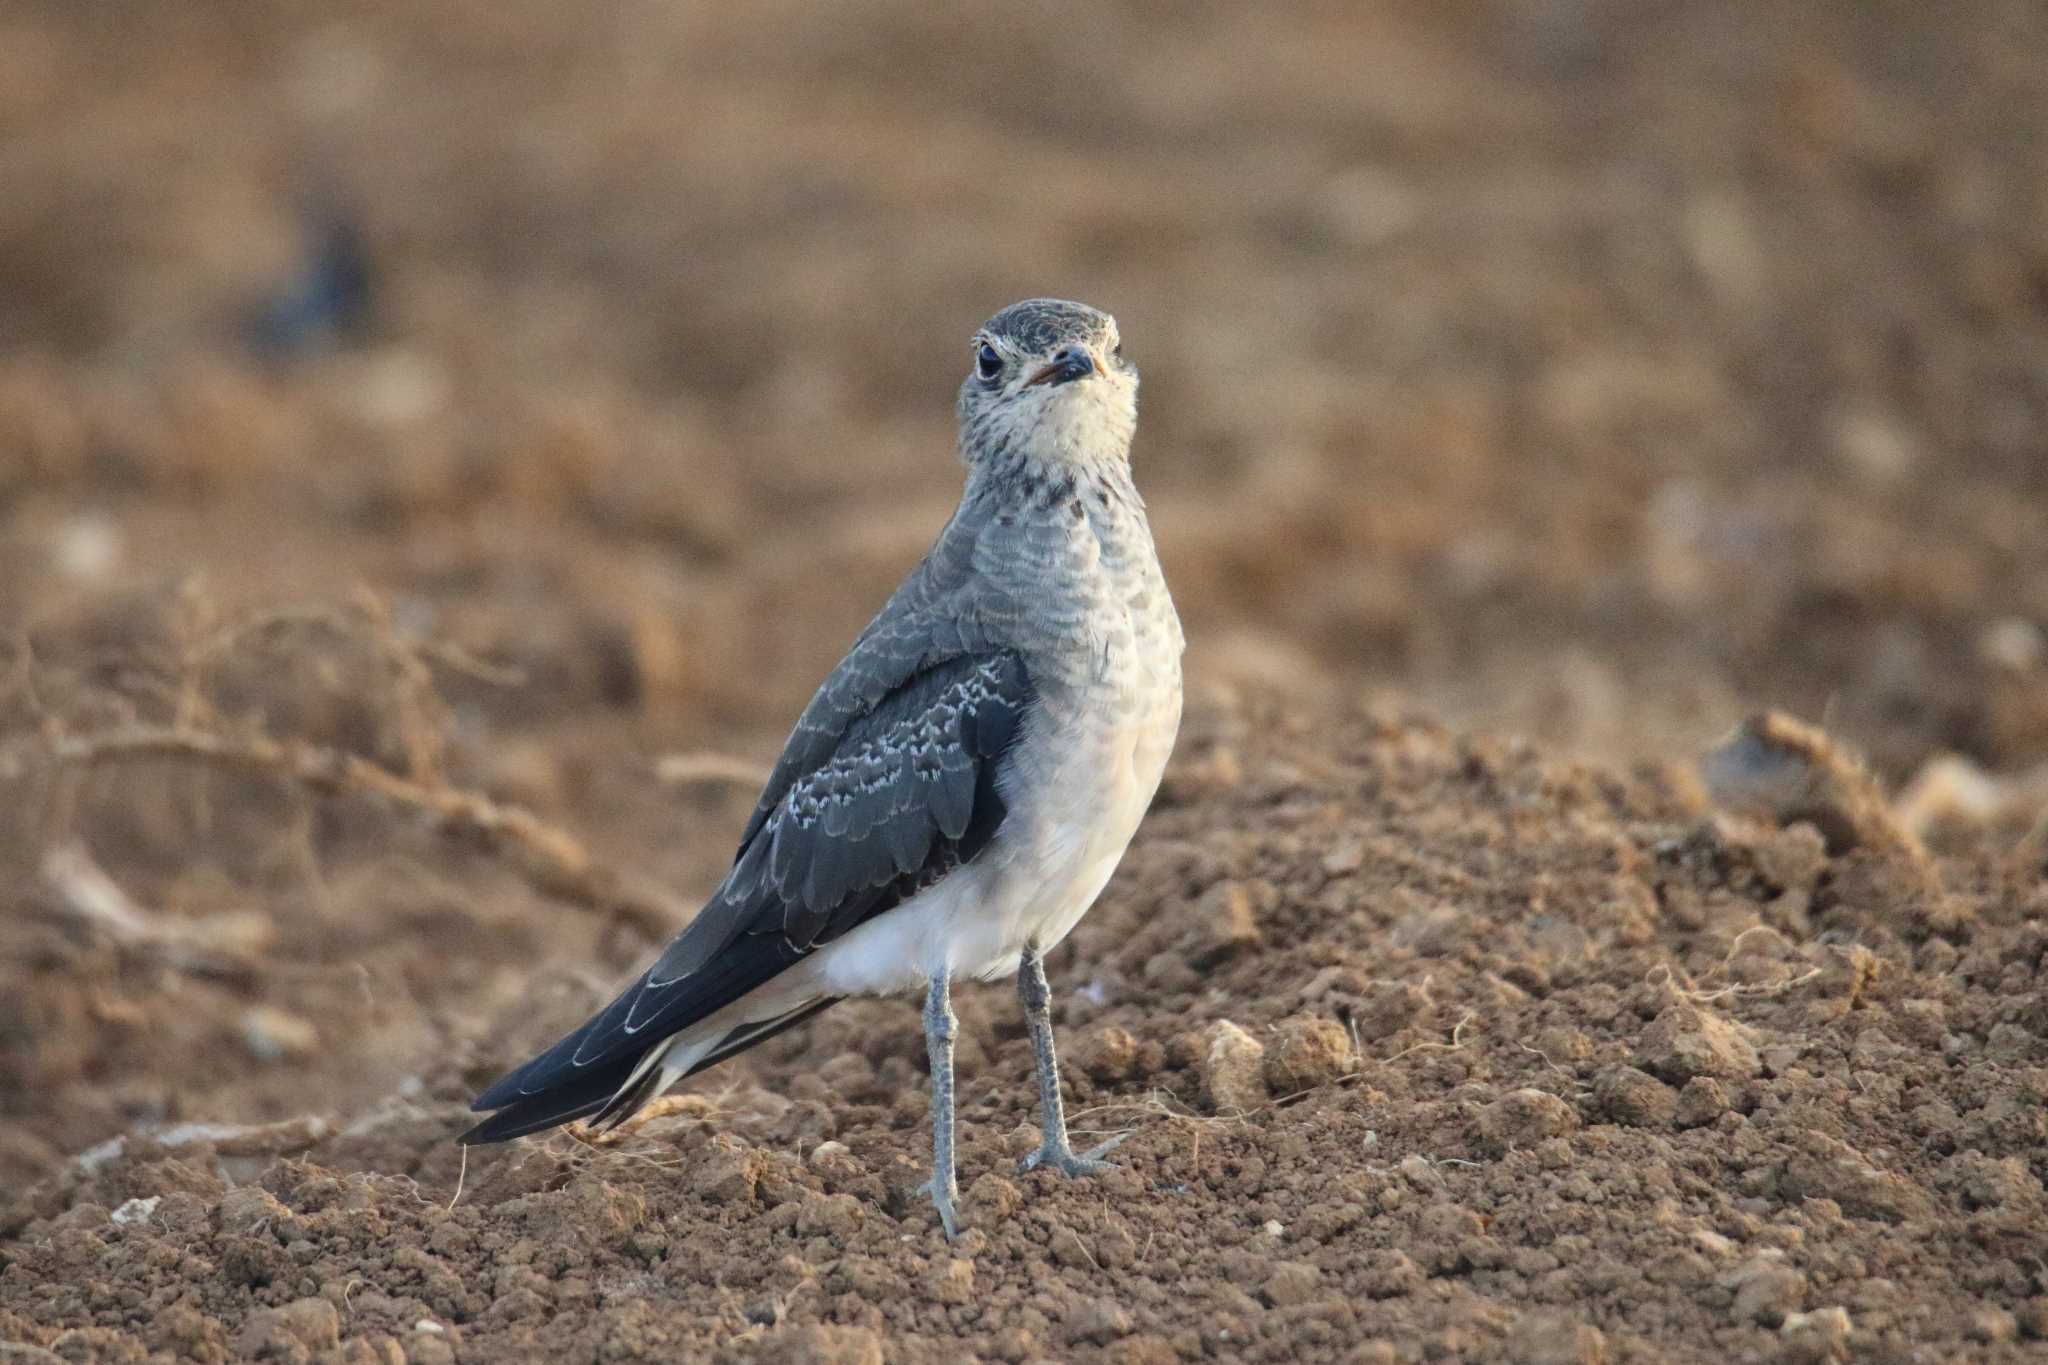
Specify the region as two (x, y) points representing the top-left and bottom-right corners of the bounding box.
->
(245, 207), (372, 358)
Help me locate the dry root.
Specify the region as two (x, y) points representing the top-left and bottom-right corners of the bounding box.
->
(50, 724), (679, 939)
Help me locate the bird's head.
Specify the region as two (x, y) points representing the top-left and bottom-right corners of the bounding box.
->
(956, 298), (1137, 475)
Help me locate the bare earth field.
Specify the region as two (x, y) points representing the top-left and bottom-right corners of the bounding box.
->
(4, 1), (2048, 1361)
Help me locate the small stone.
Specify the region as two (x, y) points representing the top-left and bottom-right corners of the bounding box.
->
(1637, 1003), (1761, 1084)
(1261, 1260), (1324, 1307)
(1675, 1076), (1731, 1128)
(1591, 1066), (1678, 1127)
(805, 1140), (850, 1167)
(1481, 1089), (1580, 1153)
(1510, 1311), (1607, 1365)
(2018, 1296), (2048, 1340)
(1188, 881), (1262, 967)
(1201, 1020), (1270, 1113)
(928, 1257), (975, 1306)
(1262, 1014), (1355, 1093)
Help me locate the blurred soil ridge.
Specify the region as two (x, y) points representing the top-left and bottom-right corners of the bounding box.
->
(6, 0), (2048, 1361)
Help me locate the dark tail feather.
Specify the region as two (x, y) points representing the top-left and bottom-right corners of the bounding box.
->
(459, 1054), (641, 1144)
(461, 998), (845, 1145)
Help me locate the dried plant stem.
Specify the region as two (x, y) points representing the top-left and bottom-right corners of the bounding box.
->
(656, 751), (773, 788)
(51, 725), (678, 938)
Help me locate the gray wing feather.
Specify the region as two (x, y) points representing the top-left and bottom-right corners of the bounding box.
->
(649, 646), (1026, 985)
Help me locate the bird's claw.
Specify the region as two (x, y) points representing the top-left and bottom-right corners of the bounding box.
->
(1018, 1131), (1129, 1178)
(914, 1175), (963, 1239)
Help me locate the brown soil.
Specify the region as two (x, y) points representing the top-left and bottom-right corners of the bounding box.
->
(5, 2), (2048, 1362)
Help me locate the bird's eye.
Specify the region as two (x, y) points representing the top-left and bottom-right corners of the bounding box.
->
(976, 342), (1003, 380)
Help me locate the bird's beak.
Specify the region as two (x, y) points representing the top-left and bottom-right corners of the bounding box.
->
(1023, 346), (1099, 388)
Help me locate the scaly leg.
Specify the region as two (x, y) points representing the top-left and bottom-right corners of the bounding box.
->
(919, 972), (962, 1238)
(1017, 943), (1127, 1177)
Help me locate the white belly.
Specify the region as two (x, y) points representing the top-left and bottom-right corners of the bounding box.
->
(805, 688), (1177, 997)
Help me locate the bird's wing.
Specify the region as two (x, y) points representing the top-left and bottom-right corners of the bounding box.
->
(463, 645), (1031, 1141)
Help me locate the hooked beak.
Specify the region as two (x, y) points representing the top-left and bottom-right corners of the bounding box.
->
(1023, 345), (1099, 388)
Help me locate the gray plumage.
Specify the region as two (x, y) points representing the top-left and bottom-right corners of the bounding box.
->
(466, 298), (1183, 1239)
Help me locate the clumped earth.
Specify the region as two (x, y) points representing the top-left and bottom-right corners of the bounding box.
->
(5, 698), (2047, 1363)
(6, 0), (2048, 1362)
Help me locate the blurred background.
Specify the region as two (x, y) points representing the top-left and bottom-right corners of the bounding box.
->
(4, 0), (2045, 780)
(4, 0), (2048, 1161)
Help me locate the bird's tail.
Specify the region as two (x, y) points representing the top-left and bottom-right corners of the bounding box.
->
(459, 996), (840, 1145)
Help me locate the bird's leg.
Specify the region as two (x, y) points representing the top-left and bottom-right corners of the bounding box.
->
(1017, 944), (1127, 1178)
(919, 971), (962, 1238)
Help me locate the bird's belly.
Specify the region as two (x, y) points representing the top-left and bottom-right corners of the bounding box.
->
(806, 699), (1174, 997)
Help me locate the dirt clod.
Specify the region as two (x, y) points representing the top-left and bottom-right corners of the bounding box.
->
(235, 1297), (341, 1359)
(927, 1257), (976, 1306)
(1262, 1260), (1325, 1308)
(1674, 1076), (1731, 1129)
(1481, 1088), (1580, 1152)
(1592, 1066), (1679, 1127)
(1201, 1019), (1270, 1113)
(1637, 1003), (1763, 1084)
(1778, 1307), (1852, 1364)
(1074, 1026), (1142, 1084)
(1188, 880), (1262, 968)
(1263, 1014), (1355, 1094)
(1727, 1256), (1808, 1328)
(1511, 1312), (1608, 1365)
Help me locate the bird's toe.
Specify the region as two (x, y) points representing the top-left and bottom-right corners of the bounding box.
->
(1019, 1131), (1128, 1178)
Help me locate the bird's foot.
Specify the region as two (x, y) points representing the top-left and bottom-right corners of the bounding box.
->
(1018, 1130), (1129, 1179)
(914, 1174), (963, 1239)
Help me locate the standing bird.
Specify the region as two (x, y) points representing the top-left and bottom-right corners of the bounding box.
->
(463, 299), (1184, 1238)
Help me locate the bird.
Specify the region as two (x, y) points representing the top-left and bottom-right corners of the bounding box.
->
(462, 298), (1184, 1239)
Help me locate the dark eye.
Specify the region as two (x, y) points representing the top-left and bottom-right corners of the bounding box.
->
(976, 342), (1003, 380)
(1112, 341), (1123, 361)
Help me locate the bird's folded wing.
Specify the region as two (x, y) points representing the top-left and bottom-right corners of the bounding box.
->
(468, 647), (1031, 1116)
